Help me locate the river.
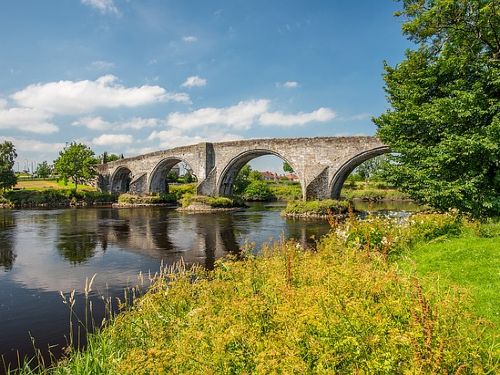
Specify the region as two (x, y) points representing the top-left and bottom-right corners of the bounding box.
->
(0, 201), (420, 370)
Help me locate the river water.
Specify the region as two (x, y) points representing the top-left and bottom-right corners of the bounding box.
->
(0, 201), (420, 370)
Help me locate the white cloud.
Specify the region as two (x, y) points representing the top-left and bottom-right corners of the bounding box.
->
(0, 107), (58, 133)
(148, 129), (243, 149)
(182, 36), (198, 43)
(0, 137), (65, 153)
(119, 117), (160, 130)
(11, 75), (189, 115)
(92, 134), (133, 146)
(73, 116), (161, 131)
(81, 0), (119, 15)
(277, 81), (299, 88)
(167, 99), (270, 130)
(259, 107), (336, 127)
(72, 116), (112, 131)
(90, 60), (115, 70)
(181, 75), (207, 88)
(0, 98), (7, 108)
(340, 113), (372, 121)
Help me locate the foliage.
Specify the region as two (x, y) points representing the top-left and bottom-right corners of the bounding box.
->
(101, 152), (121, 163)
(342, 187), (409, 201)
(233, 164), (252, 195)
(374, 0), (500, 218)
(353, 155), (387, 180)
(0, 141), (17, 192)
(268, 181), (302, 201)
(54, 143), (98, 192)
(20, 215), (498, 374)
(35, 161), (52, 178)
(242, 180), (274, 201)
(248, 170), (263, 181)
(180, 194), (244, 208)
(1, 189), (116, 207)
(168, 183), (196, 200)
(283, 199), (350, 216)
(117, 193), (176, 205)
(282, 161), (294, 173)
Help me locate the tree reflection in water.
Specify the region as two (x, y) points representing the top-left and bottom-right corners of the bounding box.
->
(0, 210), (16, 271)
(56, 210), (98, 264)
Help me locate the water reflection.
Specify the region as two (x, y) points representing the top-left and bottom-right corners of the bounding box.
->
(0, 210), (16, 271)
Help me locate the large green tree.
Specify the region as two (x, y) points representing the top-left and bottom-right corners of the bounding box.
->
(374, 0), (500, 217)
(54, 142), (98, 192)
(0, 141), (17, 192)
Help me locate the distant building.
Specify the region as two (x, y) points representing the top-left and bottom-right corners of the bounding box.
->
(284, 173), (299, 182)
(260, 171), (279, 181)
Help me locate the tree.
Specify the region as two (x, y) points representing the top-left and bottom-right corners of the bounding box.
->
(374, 0), (500, 218)
(35, 161), (52, 178)
(54, 142), (98, 192)
(101, 152), (120, 163)
(283, 161), (294, 173)
(0, 141), (17, 192)
(354, 155), (388, 180)
(242, 180), (274, 201)
(249, 170), (263, 181)
(233, 164), (252, 194)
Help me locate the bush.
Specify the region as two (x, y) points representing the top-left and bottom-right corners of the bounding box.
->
(283, 199), (350, 216)
(117, 193), (176, 205)
(268, 182), (302, 201)
(180, 194), (244, 208)
(242, 181), (275, 201)
(1, 189), (117, 206)
(169, 183), (196, 200)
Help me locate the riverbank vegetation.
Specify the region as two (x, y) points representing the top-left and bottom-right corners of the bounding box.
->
(10, 213), (498, 374)
(179, 194), (245, 210)
(0, 189), (116, 208)
(282, 199), (350, 218)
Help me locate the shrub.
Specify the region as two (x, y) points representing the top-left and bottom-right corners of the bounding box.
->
(169, 183), (196, 200)
(283, 199), (350, 216)
(242, 181), (275, 201)
(181, 194), (244, 208)
(117, 193), (176, 205)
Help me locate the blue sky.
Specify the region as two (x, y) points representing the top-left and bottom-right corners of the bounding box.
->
(0, 0), (411, 172)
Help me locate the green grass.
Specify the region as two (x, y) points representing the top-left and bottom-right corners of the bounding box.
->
(14, 179), (96, 191)
(401, 223), (500, 327)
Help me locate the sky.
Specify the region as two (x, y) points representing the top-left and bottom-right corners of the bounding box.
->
(0, 0), (412, 172)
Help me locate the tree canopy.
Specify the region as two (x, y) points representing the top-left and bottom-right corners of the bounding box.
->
(35, 161), (52, 178)
(54, 142), (98, 191)
(374, 0), (499, 217)
(0, 141), (17, 192)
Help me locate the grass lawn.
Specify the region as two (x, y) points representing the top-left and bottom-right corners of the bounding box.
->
(401, 223), (500, 328)
(15, 179), (96, 191)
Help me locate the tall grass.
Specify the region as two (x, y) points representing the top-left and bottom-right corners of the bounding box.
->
(8, 213), (498, 374)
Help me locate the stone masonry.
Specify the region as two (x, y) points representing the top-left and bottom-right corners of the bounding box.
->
(95, 136), (389, 200)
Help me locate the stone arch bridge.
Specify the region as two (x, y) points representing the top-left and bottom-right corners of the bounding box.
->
(95, 136), (389, 200)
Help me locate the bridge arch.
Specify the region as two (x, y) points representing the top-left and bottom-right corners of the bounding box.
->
(148, 157), (196, 193)
(329, 146), (390, 199)
(217, 149), (302, 197)
(110, 166), (132, 193)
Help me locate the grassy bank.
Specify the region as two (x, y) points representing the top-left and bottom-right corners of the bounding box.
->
(12, 213), (498, 374)
(0, 189), (116, 207)
(400, 220), (500, 329)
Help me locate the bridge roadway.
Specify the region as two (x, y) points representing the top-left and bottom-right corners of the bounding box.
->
(95, 136), (389, 200)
